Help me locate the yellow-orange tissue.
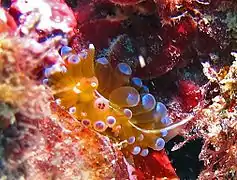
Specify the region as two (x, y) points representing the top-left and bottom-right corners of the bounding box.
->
(45, 44), (177, 156)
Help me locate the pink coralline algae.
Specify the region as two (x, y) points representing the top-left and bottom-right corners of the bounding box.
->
(0, 34), (131, 179)
(10, 0), (76, 36)
(1, 105), (130, 179)
(22, 103), (130, 180)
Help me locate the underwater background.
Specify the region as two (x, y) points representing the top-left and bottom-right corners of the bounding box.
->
(0, 0), (236, 179)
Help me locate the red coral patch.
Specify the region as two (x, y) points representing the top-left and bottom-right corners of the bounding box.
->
(178, 80), (202, 112)
(72, 18), (123, 51)
(134, 150), (178, 179)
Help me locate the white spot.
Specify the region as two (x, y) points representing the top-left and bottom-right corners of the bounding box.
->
(81, 112), (87, 117)
(231, 51), (237, 60)
(89, 44), (95, 49)
(55, 98), (61, 105)
(69, 107), (76, 114)
(0, 10), (7, 23)
(128, 136), (136, 144)
(138, 55), (146, 68)
(94, 98), (109, 111)
(90, 82), (97, 88)
(60, 66), (67, 73)
(73, 87), (81, 94)
(54, 16), (62, 23)
(21, 26), (29, 35)
(137, 134), (144, 141)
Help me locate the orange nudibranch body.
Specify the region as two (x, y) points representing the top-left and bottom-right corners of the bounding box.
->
(45, 44), (178, 156)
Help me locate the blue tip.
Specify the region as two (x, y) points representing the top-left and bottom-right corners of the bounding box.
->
(161, 116), (171, 125)
(155, 138), (165, 151)
(42, 78), (49, 85)
(142, 93), (156, 110)
(44, 68), (52, 77)
(127, 93), (139, 106)
(140, 85), (149, 94)
(117, 63), (132, 76)
(128, 136), (136, 144)
(60, 46), (72, 56)
(123, 108), (133, 119)
(160, 129), (168, 137)
(94, 121), (106, 132)
(106, 116), (116, 127)
(140, 149), (149, 157)
(132, 146), (141, 155)
(68, 55), (80, 64)
(96, 57), (109, 65)
(131, 77), (143, 88)
(156, 102), (167, 119)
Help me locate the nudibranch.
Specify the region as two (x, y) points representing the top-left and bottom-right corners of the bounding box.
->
(44, 44), (180, 156)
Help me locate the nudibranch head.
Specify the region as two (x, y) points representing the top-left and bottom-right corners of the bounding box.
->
(45, 44), (178, 156)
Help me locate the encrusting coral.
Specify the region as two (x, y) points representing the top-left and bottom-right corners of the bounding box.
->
(0, 34), (52, 120)
(0, 32), (131, 180)
(179, 52), (237, 179)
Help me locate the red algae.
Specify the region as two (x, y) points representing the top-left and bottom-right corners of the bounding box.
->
(134, 150), (178, 179)
(180, 55), (237, 179)
(32, 102), (130, 180)
(0, 7), (17, 32)
(178, 80), (203, 112)
(2, 104), (130, 179)
(72, 19), (123, 51)
(0, 34), (130, 179)
(71, 0), (203, 79)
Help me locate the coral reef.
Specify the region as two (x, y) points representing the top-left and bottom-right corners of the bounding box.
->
(70, 0), (236, 79)
(0, 0), (236, 179)
(10, 0), (76, 35)
(181, 53), (237, 179)
(0, 35), (52, 119)
(0, 1), (178, 179)
(0, 33), (132, 180)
